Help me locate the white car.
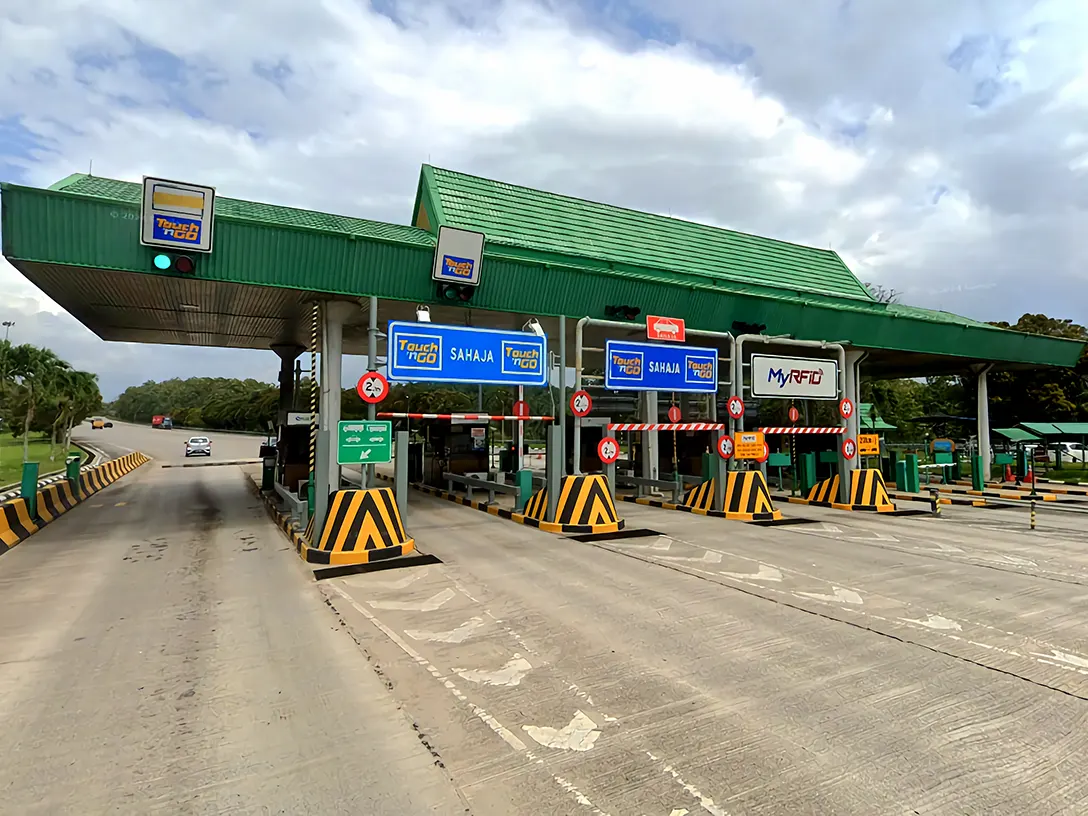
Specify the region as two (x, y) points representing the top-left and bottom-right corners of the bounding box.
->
(184, 436), (212, 457)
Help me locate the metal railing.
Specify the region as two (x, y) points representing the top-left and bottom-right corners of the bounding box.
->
(444, 472), (523, 506)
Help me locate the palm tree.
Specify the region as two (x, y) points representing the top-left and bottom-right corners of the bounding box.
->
(5, 346), (68, 461)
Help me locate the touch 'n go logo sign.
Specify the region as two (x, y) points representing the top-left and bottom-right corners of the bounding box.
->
(750, 354), (838, 400)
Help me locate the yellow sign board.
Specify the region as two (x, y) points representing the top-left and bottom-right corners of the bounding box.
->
(858, 433), (880, 456)
(734, 431), (766, 460)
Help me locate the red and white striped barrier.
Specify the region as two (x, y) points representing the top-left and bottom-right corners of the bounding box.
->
(759, 427), (846, 434)
(378, 413), (554, 421)
(608, 423), (726, 432)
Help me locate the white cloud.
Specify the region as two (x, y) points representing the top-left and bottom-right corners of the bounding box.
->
(1, 0), (1087, 395)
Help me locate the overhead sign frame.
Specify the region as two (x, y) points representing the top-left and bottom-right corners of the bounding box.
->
(386, 321), (547, 387)
(140, 176), (216, 253)
(604, 339), (717, 393)
(432, 225), (485, 287)
(750, 354), (838, 400)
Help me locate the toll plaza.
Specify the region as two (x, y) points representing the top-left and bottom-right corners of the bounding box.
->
(2, 165), (1086, 566)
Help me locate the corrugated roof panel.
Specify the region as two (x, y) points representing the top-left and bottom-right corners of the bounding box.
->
(427, 165), (876, 302)
(994, 427), (1042, 442)
(47, 174), (434, 246)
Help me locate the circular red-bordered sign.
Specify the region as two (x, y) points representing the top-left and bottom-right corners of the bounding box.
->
(512, 399), (530, 419)
(357, 371), (389, 404)
(841, 437), (857, 460)
(570, 390), (592, 417)
(716, 435), (734, 460)
(839, 397), (855, 420)
(788, 406), (800, 423)
(726, 395), (745, 420)
(758, 442), (770, 463)
(597, 436), (620, 464)
(667, 405), (681, 423)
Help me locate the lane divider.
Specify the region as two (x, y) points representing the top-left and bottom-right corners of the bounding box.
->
(376, 472), (625, 535)
(620, 470), (786, 524)
(0, 452), (150, 556)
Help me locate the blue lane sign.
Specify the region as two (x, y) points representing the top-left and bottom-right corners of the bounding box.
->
(387, 321), (547, 386)
(604, 340), (717, 393)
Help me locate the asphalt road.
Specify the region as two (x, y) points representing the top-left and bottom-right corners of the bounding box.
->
(0, 426), (469, 814)
(81, 419), (269, 464)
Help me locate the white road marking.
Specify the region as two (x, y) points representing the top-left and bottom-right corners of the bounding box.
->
(795, 586), (863, 605)
(850, 531), (899, 542)
(658, 551), (723, 564)
(899, 614), (962, 631)
(669, 809), (690, 816)
(523, 710), (601, 752)
(405, 616), (488, 643)
(347, 569), (426, 590)
(328, 586), (526, 751)
(646, 752), (731, 816)
(820, 523), (843, 533)
(369, 587), (456, 612)
(1031, 649), (1088, 669)
(454, 655), (533, 687)
(621, 537), (674, 551)
(720, 564), (783, 582)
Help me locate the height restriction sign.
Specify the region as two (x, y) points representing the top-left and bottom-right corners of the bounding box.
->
(357, 371), (389, 404)
(839, 397), (854, 420)
(570, 390), (592, 417)
(597, 436), (620, 464)
(841, 437), (857, 460)
(726, 396), (745, 420)
(716, 435), (734, 459)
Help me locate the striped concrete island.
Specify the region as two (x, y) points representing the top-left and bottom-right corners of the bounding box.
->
(0, 452), (150, 555)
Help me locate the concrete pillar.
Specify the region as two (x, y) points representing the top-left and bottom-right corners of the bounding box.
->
(366, 295), (379, 488)
(839, 350), (865, 504)
(558, 314), (567, 477)
(314, 301), (357, 538)
(642, 391), (659, 482)
(975, 364), (994, 483)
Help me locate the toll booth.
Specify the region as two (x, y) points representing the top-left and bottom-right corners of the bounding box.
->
(565, 417), (610, 474)
(417, 420), (490, 489)
(277, 423), (311, 492)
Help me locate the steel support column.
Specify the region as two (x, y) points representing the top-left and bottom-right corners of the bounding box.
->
(314, 301), (357, 539)
(975, 363), (994, 482)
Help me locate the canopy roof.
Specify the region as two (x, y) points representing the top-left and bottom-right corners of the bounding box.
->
(1018, 422), (1088, 438)
(858, 403), (897, 431)
(1, 165), (1083, 377)
(993, 427), (1042, 442)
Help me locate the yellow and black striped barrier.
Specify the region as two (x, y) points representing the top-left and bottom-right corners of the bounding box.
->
(1, 452), (150, 556)
(621, 470), (784, 523)
(374, 472), (624, 535)
(838, 469), (897, 512)
(297, 488), (415, 566)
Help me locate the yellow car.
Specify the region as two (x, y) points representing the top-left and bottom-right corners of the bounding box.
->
(91, 419), (105, 430)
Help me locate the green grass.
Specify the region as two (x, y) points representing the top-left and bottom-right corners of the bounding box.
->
(0, 435), (78, 488)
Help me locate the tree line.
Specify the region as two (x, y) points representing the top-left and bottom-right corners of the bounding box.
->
(0, 342), (103, 461)
(106, 313), (1088, 440)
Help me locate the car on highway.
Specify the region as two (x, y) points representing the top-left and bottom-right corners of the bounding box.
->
(103, 421), (113, 428)
(184, 436), (212, 457)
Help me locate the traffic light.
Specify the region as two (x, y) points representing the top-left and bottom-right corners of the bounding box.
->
(437, 282), (474, 303)
(605, 304), (641, 321)
(152, 252), (196, 274)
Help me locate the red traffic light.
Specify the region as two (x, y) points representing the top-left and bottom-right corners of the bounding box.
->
(174, 255), (195, 274)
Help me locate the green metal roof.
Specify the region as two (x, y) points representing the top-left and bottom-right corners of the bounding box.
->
(50, 174), (435, 247)
(994, 427), (1042, 442)
(1019, 422), (1088, 437)
(1, 166), (1085, 372)
(418, 165), (876, 303)
(859, 403), (897, 430)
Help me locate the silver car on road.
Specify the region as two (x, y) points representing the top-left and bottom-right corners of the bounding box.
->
(184, 436), (212, 457)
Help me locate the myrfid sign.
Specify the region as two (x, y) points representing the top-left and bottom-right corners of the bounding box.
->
(750, 354), (838, 400)
(386, 321), (547, 386)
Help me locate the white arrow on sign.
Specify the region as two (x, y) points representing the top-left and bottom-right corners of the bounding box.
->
(358, 450), (371, 460)
(522, 710), (601, 751)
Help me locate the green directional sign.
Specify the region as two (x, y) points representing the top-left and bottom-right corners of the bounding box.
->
(337, 420), (392, 465)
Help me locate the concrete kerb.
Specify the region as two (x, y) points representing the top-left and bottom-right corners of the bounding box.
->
(375, 472), (625, 535)
(0, 451), (150, 556)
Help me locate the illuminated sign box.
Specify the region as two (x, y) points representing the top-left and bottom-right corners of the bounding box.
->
(140, 176), (216, 253)
(750, 354), (838, 400)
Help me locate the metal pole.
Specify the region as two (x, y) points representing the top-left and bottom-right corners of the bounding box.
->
(1030, 498), (1037, 530)
(559, 314), (567, 477)
(308, 303), (320, 518)
(574, 317), (588, 475)
(518, 384), (525, 471)
(395, 430), (408, 520)
(976, 363), (994, 484)
(367, 295), (378, 488)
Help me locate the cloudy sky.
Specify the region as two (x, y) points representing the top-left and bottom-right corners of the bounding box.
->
(2, 0), (1086, 398)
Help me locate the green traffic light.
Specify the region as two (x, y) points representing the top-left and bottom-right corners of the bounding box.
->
(153, 254), (171, 270)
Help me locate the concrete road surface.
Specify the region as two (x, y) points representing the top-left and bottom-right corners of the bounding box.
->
(325, 488), (1088, 815)
(0, 431), (469, 815)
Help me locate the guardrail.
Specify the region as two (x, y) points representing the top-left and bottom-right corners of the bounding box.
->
(615, 474), (686, 503)
(444, 472), (522, 506)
